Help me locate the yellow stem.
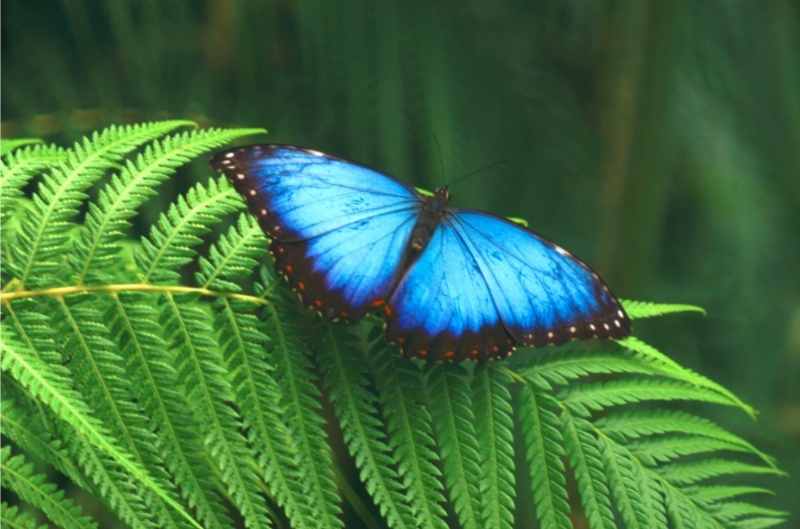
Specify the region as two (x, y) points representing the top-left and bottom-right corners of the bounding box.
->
(0, 282), (268, 305)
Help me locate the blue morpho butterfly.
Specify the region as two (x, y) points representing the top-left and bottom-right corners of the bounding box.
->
(211, 145), (631, 361)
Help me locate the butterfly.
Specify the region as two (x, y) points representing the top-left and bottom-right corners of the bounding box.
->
(210, 145), (631, 361)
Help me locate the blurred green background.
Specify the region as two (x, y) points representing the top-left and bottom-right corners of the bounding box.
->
(2, 1), (798, 527)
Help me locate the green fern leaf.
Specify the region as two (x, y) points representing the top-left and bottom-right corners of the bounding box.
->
(657, 459), (784, 486)
(472, 364), (516, 529)
(714, 502), (788, 524)
(562, 376), (741, 414)
(320, 325), (416, 529)
(0, 330), (202, 529)
(136, 176), (243, 282)
(199, 217), (313, 529)
(107, 293), (236, 529)
(1, 138), (43, 155)
(689, 486), (774, 505)
(524, 349), (660, 388)
(621, 299), (706, 319)
(369, 342), (449, 529)
(71, 127), (263, 283)
(0, 390), (87, 488)
(562, 409), (615, 529)
(161, 293), (272, 529)
(0, 142), (67, 226)
(427, 364), (484, 529)
(10, 120), (192, 286)
(519, 379), (572, 529)
(596, 409), (774, 467)
(262, 292), (344, 529)
(629, 434), (760, 465)
(1, 501), (49, 529)
(0, 447), (98, 529)
(597, 435), (649, 529)
(616, 336), (754, 416)
(54, 295), (192, 529)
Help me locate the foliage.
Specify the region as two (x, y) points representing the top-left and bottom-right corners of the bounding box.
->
(0, 122), (787, 529)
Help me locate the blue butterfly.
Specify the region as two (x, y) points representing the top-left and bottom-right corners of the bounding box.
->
(211, 145), (630, 361)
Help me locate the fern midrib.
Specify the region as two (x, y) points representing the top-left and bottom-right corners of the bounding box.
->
(327, 328), (412, 529)
(434, 372), (480, 529)
(265, 302), (340, 525)
(220, 298), (308, 527)
(164, 293), (268, 529)
(1, 454), (93, 529)
(141, 187), (240, 281)
(111, 295), (228, 529)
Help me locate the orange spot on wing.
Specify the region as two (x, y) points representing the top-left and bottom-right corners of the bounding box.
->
(371, 299), (385, 307)
(416, 349), (428, 359)
(383, 305), (394, 317)
(313, 299), (323, 308)
(443, 351), (455, 360)
(296, 281), (305, 291)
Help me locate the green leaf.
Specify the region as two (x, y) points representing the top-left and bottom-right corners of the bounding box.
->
(369, 342), (449, 529)
(320, 326), (416, 529)
(1, 138), (43, 156)
(621, 299), (706, 319)
(0, 331), (202, 529)
(562, 409), (615, 529)
(519, 379), (572, 529)
(472, 364), (516, 529)
(0, 447), (98, 529)
(427, 364), (484, 529)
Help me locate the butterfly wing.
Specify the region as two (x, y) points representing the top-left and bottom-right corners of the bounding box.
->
(211, 145), (421, 317)
(386, 209), (630, 361)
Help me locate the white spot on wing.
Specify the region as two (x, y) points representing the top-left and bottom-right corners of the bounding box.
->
(225, 152), (235, 158)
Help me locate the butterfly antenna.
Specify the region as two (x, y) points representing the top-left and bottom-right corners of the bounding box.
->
(447, 159), (510, 190)
(431, 133), (447, 184)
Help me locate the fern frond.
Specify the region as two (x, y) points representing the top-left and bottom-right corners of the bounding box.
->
(262, 292), (343, 529)
(472, 364), (516, 529)
(621, 299), (706, 319)
(713, 502), (788, 524)
(136, 176), (243, 282)
(596, 409), (774, 466)
(0, 447), (98, 529)
(160, 293), (272, 529)
(320, 326), (416, 529)
(0, 390), (87, 488)
(0, 331), (201, 529)
(629, 434), (760, 465)
(0, 142), (67, 225)
(562, 376), (740, 414)
(561, 409), (615, 529)
(657, 459), (784, 486)
(369, 341), (449, 529)
(427, 364), (483, 529)
(10, 121), (192, 287)
(1, 501), (49, 529)
(107, 293), (236, 529)
(71, 127), (263, 284)
(198, 220), (313, 529)
(1, 137), (43, 155)
(54, 295), (192, 529)
(524, 349), (659, 388)
(597, 435), (649, 529)
(617, 336), (754, 416)
(519, 379), (572, 529)
(689, 486), (774, 505)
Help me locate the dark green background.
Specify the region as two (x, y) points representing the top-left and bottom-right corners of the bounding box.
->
(2, 1), (798, 527)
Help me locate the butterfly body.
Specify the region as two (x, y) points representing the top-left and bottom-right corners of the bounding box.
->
(211, 145), (630, 361)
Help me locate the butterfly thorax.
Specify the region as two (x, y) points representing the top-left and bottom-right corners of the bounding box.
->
(410, 186), (450, 253)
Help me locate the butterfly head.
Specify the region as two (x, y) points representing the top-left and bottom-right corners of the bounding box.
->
(434, 186), (450, 202)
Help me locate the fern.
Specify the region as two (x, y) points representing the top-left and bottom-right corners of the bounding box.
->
(0, 122), (786, 529)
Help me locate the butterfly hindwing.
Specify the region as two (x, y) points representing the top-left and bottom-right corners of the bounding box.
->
(387, 210), (630, 361)
(211, 145), (421, 317)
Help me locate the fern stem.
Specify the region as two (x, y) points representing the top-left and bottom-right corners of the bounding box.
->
(1, 282), (267, 305)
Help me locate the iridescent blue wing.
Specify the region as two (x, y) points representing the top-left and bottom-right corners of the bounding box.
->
(386, 209), (630, 361)
(211, 145), (421, 318)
